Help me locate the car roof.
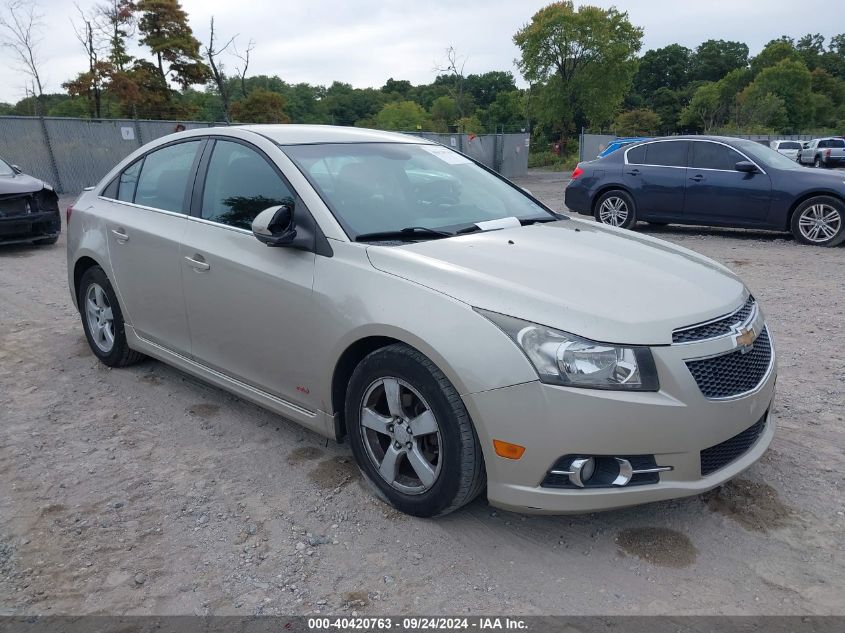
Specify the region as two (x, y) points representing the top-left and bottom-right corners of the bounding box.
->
(233, 124), (433, 145)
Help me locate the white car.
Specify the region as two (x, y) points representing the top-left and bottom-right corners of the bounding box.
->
(67, 125), (776, 517)
(769, 139), (802, 161)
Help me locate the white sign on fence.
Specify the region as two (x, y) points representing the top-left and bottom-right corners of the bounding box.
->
(120, 126), (135, 141)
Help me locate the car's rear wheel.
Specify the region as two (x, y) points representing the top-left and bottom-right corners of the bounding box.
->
(813, 156), (823, 168)
(595, 190), (636, 229)
(346, 343), (485, 517)
(78, 266), (145, 367)
(790, 196), (845, 247)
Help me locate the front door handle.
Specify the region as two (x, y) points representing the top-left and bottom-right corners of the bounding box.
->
(111, 228), (129, 243)
(689, 174), (705, 182)
(184, 255), (210, 272)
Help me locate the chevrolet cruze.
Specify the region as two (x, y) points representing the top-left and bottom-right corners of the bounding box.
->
(67, 125), (776, 517)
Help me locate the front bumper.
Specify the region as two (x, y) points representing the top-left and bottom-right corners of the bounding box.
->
(463, 314), (777, 514)
(0, 210), (61, 244)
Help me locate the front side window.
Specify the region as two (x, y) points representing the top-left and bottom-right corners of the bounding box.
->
(644, 141), (688, 167)
(134, 141), (202, 213)
(282, 142), (552, 238)
(690, 142), (744, 171)
(201, 140), (294, 230)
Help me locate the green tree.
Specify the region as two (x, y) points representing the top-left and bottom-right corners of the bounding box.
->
(796, 33), (825, 70)
(741, 58), (812, 130)
(136, 0), (208, 93)
(614, 108), (661, 136)
(650, 87), (683, 133)
(737, 91), (788, 131)
(691, 40), (749, 82)
(463, 71), (517, 108)
(679, 82), (722, 132)
(324, 82), (385, 126)
(751, 39), (800, 75)
(484, 90), (526, 131)
(230, 88), (290, 123)
(430, 95), (458, 131)
(633, 44), (692, 95)
(374, 100), (427, 130)
(514, 1), (643, 135)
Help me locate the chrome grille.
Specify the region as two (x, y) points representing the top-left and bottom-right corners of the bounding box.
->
(673, 296), (755, 343)
(685, 327), (772, 399)
(700, 414), (767, 476)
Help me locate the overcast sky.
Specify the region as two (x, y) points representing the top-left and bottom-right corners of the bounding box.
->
(0, 0), (842, 104)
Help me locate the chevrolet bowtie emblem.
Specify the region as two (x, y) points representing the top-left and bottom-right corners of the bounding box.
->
(734, 325), (758, 353)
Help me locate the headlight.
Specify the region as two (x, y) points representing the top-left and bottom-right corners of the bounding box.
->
(476, 309), (659, 391)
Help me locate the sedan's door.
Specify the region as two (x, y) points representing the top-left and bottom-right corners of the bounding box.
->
(104, 139), (204, 353)
(180, 138), (319, 410)
(683, 140), (771, 224)
(622, 140), (689, 218)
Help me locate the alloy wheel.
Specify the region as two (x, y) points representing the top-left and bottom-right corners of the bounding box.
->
(598, 196), (629, 226)
(359, 377), (442, 494)
(797, 204), (842, 243)
(85, 282), (115, 353)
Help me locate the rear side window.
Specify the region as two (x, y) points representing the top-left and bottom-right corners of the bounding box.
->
(645, 141), (688, 167)
(117, 160), (142, 202)
(822, 138), (845, 148)
(626, 144), (646, 164)
(201, 140), (294, 230)
(690, 142), (744, 171)
(134, 141), (202, 213)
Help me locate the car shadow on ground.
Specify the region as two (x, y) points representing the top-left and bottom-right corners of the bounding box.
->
(634, 223), (797, 243)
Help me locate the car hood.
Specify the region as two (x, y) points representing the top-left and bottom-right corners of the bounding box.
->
(0, 173), (48, 195)
(366, 219), (747, 345)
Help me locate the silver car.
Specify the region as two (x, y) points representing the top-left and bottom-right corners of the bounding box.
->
(67, 126), (776, 516)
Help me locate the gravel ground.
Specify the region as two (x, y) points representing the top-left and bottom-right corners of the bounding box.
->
(0, 175), (843, 616)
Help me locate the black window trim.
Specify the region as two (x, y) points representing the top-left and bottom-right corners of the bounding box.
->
(623, 138), (690, 170)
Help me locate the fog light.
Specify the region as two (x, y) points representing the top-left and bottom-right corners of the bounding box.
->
(568, 457), (595, 487)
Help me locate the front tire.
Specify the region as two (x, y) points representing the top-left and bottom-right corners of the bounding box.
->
(594, 190), (637, 229)
(78, 266), (145, 367)
(346, 344), (485, 517)
(790, 196), (845, 247)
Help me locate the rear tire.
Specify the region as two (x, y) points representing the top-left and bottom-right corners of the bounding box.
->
(346, 343), (485, 517)
(790, 196), (845, 247)
(813, 156), (822, 168)
(78, 266), (145, 367)
(594, 190), (637, 229)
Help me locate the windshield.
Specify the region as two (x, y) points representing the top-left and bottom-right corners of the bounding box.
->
(0, 158), (14, 176)
(732, 139), (804, 171)
(777, 141), (801, 150)
(281, 142), (553, 238)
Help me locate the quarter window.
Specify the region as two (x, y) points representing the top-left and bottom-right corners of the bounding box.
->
(644, 141), (688, 167)
(690, 142), (744, 171)
(201, 140), (294, 230)
(626, 144), (646, 164)
(134, 141), (202, 213)
(117, 160), (142, 202)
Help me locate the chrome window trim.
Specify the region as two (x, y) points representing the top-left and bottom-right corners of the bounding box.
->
(623, 139), (767, 175)
(96, 196), (187, 219)
(185, 214), (253, 235)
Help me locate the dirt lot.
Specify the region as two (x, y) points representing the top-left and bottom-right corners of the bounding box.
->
(1, 172), (843, 616)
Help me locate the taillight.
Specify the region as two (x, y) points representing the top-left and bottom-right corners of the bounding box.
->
(825, 149), (831, 159)
(66, 206), (73, 224)
(571, 166), (584, 180)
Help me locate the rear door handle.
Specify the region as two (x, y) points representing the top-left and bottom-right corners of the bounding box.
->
(626, 168), (640, 176)
(111, 228), (129, 243)
(184, 254), (210, 272)
(689, 174), (704, 182)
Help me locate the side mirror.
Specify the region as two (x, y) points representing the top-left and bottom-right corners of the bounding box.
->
(10, 164), (22, 174)
(252, 203), (297, 247)
(735, 161), (758, 174)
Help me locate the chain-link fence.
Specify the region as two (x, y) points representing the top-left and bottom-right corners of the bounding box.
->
(0, 116), (529, 194)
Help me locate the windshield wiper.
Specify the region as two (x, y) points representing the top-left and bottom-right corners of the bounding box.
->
(354, 226), (454, 242)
